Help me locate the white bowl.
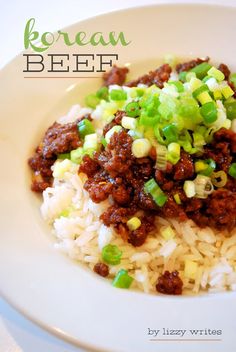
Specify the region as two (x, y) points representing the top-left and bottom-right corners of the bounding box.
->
(0, 3), (236, 352)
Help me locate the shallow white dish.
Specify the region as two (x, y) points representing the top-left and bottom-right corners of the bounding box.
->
(0, 3), (236, 352)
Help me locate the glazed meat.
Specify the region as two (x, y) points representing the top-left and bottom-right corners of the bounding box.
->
(126, 64), (172, 88)
(156, 271), (183, 295)
(103, 66), (129, 86)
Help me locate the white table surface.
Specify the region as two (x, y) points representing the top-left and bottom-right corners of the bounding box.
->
(1, 0), (235, 351)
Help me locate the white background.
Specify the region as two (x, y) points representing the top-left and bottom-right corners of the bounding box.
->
(0, 0), (235, 351)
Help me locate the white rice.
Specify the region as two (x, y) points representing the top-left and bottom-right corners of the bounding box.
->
(40, 105), (236, 295)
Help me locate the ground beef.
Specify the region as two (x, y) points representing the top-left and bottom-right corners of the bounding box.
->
(30, 173), (52, 192)
(205, 189), (236, 230)
(79, 155), (100, 177)
(28, 117), (90, 192)
(101, 205), (131, 226)
(28, 148), (56, 192)
(161, 197), (187, 221)
(103, 66), (129, 86)
(156, 271), (183, 295)
(128, 215), (155, 247)
(126, 64), (172, 88)
(218, 63), (231, 80)
(41, 121), (81, 159)
(93, 262), (109, 277)
(98, 130), (134, 177)
(136, 187), (158, 211)
(84, 171), (113, 203)
(155, 170), (174, 191)
(112, 184), (132, 205)
(185, 197), (203, 213)
(204, 128), (236, 172)
(214, 128), (236, 154)
(133, 158), (154, 180)
(173, 151), (194, 181)
(176, 57), (209, 73)
(28, 152), (55, 177)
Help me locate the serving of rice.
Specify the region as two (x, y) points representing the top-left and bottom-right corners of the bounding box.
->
(40, 103), (236, 295)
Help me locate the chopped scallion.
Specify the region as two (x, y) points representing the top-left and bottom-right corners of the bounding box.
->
(112, 269), (133, 288)
(102, 244), (122, 265)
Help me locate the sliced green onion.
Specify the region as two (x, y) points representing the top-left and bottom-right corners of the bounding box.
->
(179, 71), (187, 82)
(85, 93), (100, 108)
(101, 136), (107, 148)
(193, 132), (206, 147)
(83, 133), (98, 151)
(78, 119), (95, 138)
(189, 77), (203, 91)
(230, 73), (236, 86)
(183, 180), (196, 198)
(102, 244), (122, 265)
(96, 86), (109, 100)
(207, 66), (225, 82)
(198, 91), (213, 105)
(202, 75), (211, 83)
(125, 101), (140, 117)
(127, 217), (141, 231)
(200, 102), (217, 124)
(70, 147), (83, 164)
(228, 163), (236, 179)
(224, 98), (236, 120)
(144, 178), (168, 207)
(195, 160), (207, 173)
(139, 113), (160, 126)
(192, 84), (209, 99)
(121, 116), (137, 130)
(213, 90), (222, 100)
(154, 126), (167, 145)
(211, 170), (228, 187)
(177, 96), (199, 117)
(190, 62), (212, 79)
(186, 71), (196, 82)
(161, 226), (175, 240)
(110, 89), (127, 101)
(221, 85), (234, 99)
(132, 138), (151, 158)
(168, 81), (184, 93)
(184, 260), (198, 280)
(162, 124), (178, 143)
(195, 159), (216, 176)
(155, 144), (168, 170)
(173, 193), (181, 205)
(194, 175), (214, 198)
(53, 159), (71, 178)
(204, 159), (216, 175)
(112, 269), (133, 289)
(168, 142), (180, 156)
(167, 142), (181, 164)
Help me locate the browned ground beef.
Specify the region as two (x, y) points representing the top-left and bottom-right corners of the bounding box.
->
(93, 262), (109, 277)
(40, 121), (81, 159)
(173, 151), (194, 181)
(79, 155), (100, 177)
(103, 66), (129, 86)
(126, 64), (172, 88)
(29, 119), (82, 192)
(218, 63), (231, 80)
(176, 57), (209, 73)
(156, 271), (183, 295)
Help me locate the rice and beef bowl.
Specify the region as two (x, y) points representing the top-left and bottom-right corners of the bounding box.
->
(28, 57), (236, 295)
